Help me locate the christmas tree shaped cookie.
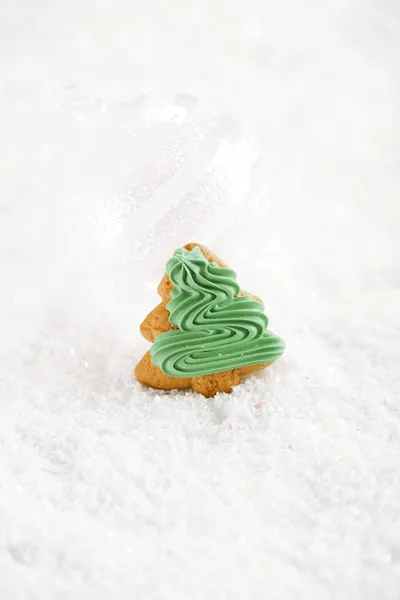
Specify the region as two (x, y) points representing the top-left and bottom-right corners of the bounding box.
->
(135, 243), (285, 397)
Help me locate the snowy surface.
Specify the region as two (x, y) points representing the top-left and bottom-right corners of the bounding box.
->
(1, 0), (400, 598)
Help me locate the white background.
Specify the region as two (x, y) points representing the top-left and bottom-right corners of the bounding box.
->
(1, 1), (399, 599)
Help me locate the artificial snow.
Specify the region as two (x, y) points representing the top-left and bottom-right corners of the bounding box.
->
(1, 0), (399, 598)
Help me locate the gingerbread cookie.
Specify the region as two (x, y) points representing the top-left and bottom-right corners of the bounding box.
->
(135, 243), (285, 397)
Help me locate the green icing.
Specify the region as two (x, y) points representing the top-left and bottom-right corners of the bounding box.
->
(150, 246), (285, 378)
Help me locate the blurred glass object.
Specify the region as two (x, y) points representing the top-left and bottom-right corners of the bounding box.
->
(61, 91), (261, 312)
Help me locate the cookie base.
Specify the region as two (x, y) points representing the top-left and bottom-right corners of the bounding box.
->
(135, 350), (272, 398)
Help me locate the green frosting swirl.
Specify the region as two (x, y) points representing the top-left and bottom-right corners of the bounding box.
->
(150, 246), (285, 378)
